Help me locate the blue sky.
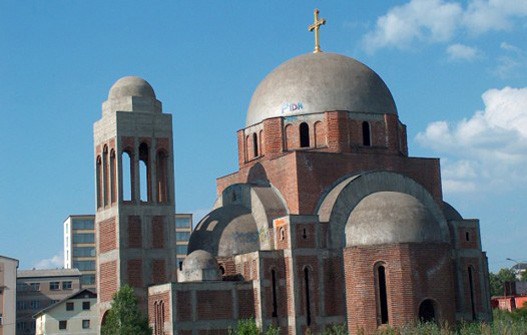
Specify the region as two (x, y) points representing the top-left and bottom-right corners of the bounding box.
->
(1, 1), (526, 272)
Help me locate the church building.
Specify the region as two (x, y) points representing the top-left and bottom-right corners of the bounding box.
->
(94, 10), (491, 335)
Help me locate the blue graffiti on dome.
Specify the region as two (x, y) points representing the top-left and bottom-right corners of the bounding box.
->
(281, 102), (304, 114)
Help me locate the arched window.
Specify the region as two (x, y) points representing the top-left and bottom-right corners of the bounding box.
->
(375, 263), (389, 325)
(96, 156), (102, 208)
(109, 150), (116, 204)
(419, 299), (437, 323)
(300, 122), (310, 148)
(156, 150), (168, 203)
(121, 151), (132, 201)
(304, 267), (312, 326)
(468, 266), (476, 320)
(253, 133), (259, 157)
(139, 143), (151, 202)
(362, 121), (371, 146)
(154, 300), (165, 335)
(271, 269), (278, 317)
(102, 146), (109, 206)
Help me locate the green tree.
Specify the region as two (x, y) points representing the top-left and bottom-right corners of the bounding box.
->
(489, 268), (516, 297)
(101, 285), (152, 335)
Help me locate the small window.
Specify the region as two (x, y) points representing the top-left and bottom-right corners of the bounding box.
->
(83, 301), (90, 310)
(362, 121), (371, 146)
(0, 313), (3, 325)
(66, 302), (74, 311)
(279, 227), (285, 241)
(50, 282), (59, 290)
(30, 283), (40, 291)
(62, 281), (72, 290)
(300, 122), (310, 148)
(82, 319), (90, 329)
(0, 288), (3, 295)
(59, 320), (67, 330)
(465, 232), (470, 241)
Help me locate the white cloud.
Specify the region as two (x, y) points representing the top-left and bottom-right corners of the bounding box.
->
(463, 0), (527, 34)
(446, 43), (480, 61)
(34, 253), (63, 269)
(363, 0), (462, 53)
(416, 87), (527, 193)
(363, 0), (527, 53)
(494, 42), (527, 78)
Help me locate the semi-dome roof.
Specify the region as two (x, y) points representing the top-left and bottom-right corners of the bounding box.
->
(246, 52), (397, 127)
(346, 191), (446, 247)
(108, 76), (156, 100)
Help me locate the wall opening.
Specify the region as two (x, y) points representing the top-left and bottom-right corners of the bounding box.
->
(102, 146), (109, 206)
(156, 150), (168, 203)
(153, 301), (165, 335)
(121, 151), (132, 201)
(139, 142), (150, 202)
(376, 264), (389, 325)
(300, 122), (310, 148)
(468, 266), (476, 320)
(253, 133), (259, 157)
(465, 232), (470, 241)
(96, 156), (102, 208)
(362, 121), (371, 146)
(271, 269), (278, 317)
(418, 299), (436, 323)
(109, 149), (116, 204)
(304, 267), (311, 326)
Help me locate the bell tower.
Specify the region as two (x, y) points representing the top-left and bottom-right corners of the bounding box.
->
(94, 76), (177, 317)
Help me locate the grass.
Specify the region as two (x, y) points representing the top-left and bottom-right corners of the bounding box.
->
(230, 309), (527, 335)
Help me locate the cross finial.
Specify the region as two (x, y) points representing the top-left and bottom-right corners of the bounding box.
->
(308, 9), (326, 53)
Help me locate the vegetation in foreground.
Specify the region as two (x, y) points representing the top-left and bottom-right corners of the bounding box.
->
(230, 309), (527, 335)
(101, 284), (152, 335)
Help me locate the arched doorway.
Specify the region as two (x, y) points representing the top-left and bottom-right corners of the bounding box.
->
(418, 299), (437, 323)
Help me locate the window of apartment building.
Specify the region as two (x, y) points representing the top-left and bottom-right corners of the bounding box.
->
(176, 232), (190, 241)
(82, 319), (90, 329)
(72, 233), (95, 243)
(176, 245), (188, 255)
(175, 217), (191, 228)
(73, 260), (96, 271)
(81, 274), (96, 285)
(66, 302), (74, 311)
(73, 246), (96, 257)
(30, 282), (40, 291)
(59, 320), (67, 330)
(72, 219), (94, 230)
(83, 301), (90, 310)
(50, 281), (60, 290)
(62, 281), (72, 290)
(0, 288), (3, 294)
(0, 313), (3, 325)
(30, 300), (41, 309)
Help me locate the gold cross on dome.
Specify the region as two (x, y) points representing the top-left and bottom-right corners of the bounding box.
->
(308, 9), (326, 53)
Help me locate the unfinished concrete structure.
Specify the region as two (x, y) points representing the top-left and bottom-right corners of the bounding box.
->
(93, 16), (492, 335)
(94, 76), (178, 320)
(144, 50), (492, 335)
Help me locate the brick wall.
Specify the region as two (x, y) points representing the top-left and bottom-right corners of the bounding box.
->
(128, 215), (142, 248)
(152, 259), (166, 285)
(127, 259), (143, 288)
(343, 243), (455, 335)
(197, 290), (233, 320)
(100, 260), (117, 302)
(99, 217), (116, 253)
(152, 216), (165, 248)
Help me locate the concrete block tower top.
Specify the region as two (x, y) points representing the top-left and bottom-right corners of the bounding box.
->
(102, 76), (162, 116)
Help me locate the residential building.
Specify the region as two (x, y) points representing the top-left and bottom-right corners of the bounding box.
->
(16, 269), (81, 335)
(63, 215), (96, 291)
(0, 255), (19, 335)
(175, 213), (192, 269)
(34, 289), (97, 335)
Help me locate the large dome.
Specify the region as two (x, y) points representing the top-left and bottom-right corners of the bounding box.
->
(345, 191), (446, 247)
(246, 52), (397, 127)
